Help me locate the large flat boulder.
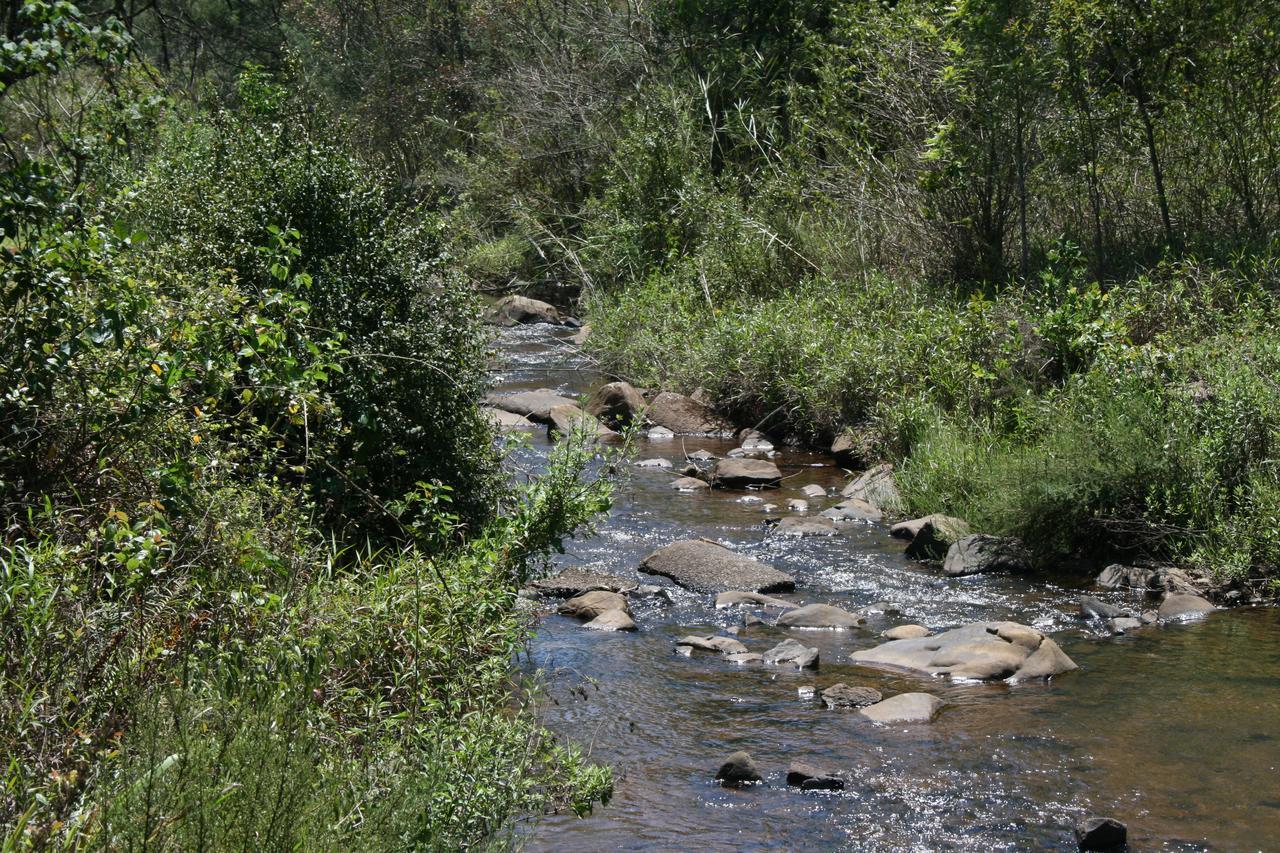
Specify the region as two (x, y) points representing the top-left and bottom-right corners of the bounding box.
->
(942, 534), (1032, 577)
(484, 294), (562, 326)
(840, 463), (902, 513)
(648, 391), (731, 434)
(777, 603), (866, 629)
(676, 634), (749, 655)
(547, 404), (617, 439)
(482, 406), (536, 431)
(713, 458), (782, 489)
(639, 539), (795, 594)
(487, 388), (579, 422)
(586, 381), (647, 427)
(850, 621), (1077, 681)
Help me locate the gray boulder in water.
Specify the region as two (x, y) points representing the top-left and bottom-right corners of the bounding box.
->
(776, 603), (866, 629)
(639, 539), (795, 594)
(715, 751), (762, 786)
(859, 692), (944, 724)
(942, 534), (1032, 577)
(762, 638), (820, 669)
(850, 621), (1077, 681)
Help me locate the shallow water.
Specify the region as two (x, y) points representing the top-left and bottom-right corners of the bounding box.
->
(494, 323), (1280, 851)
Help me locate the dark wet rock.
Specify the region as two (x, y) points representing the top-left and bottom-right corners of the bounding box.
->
(679, 463), (701, 478)
(1097, 563), (1161, 591)
(799, 483), (826, 499)
(716, 751), (762, 786)
(1080, 595), (1125, 620)
(1158, 592), (1216, 621)
(648, 425), (675, 439)
(640, 540), (796, 594)
(483, 406), (537, 431)
(882, 624), (930, 640)
(850, 621), (1077, 681)
(569, 324), (591, 346)
(821, 683), (882, 709)
(670, 476), (710, 491)
(1075, 816), (1127, 850)
(772, 516), (837, 537)
(860, 692), (944, 724)
(558, 590), (631, 621)
(584, 609), (637, 631)
(892, 515), (971, 560)
(1110, 617), (1143, 634)
(713, 458), (782, 489)
(840, 463), (902, 513)
(715, 591), (797, 610)
(726, 652), (764, 665)
(786, 761), (844, 791)
(676, 634), (749, 655)
(587, 381), (647, 427)
(864, 601), (903, 615)
(484, 294), (562, 326)
(635, 457), (673, 469)
(777, 603), (866, 629)
(528, 567), (631, 598)
(649, 392), (730, 435)
(547, 404), (617, 439)
(762, 638), (820, 669)
(942, 534), (1032, 577)
(821, 498), (882, 523)
(487, 388), (578, 422)
(830, 432), (864, 468)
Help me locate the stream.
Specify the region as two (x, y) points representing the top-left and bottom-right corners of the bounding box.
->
(493, 321), (1280, 851)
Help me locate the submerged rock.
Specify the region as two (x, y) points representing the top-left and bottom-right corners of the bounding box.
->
(1079, 595), (1125, 620)
(584, 609), (637, 631)
(639, 540), (796, 594)
(1158, 592), (1216, 621)
(850, 621), (1077, 681)
(821, 683), (882, 709)
(676, 634), (749, 655)
(772, 516), (837, 537)
(777, 603), (866, 629)
(1110, 617), (1143, 634)
(1074, 816), (1127, 851)
(786, 761), (844, 791)
(840, 463), (902, 513)
(799, 483), (826, 499)
(785, 499), (810, 513)
(648, 391), (730, 435)
(860, 692), (944, 724)
(762, 638), (820, 669)
(558, 590), (631, 621)
(942, 534), (1032, 577)
(483, 294), (561, 326)
(486, 388), (579, 422)
(715, 591), (797, 610)
(715, 751), (762, 786)
(586, 381), (647, 427)
(712, 458), (783, 489)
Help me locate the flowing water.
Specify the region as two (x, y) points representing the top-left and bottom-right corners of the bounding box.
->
(493, 322), (1280, 851)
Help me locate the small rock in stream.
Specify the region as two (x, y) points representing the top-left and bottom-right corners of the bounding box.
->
(636, 457), (673, 469)
(762, 638), (820, 669)
(1074, 816), (1127, 850)
(715, 751), (762, 786)
(1110, 617), (1143, 634)
(881, 624), (930, 640)
(799, 483), (826, 499)
(676, 634), (749, 656)
(772, 516), (837, 537)
(648, 426), (675, 440)
(786, 761), (844, 791)
(715, 591), (797, 610)
(670, 476), (710, 491)
(777, 603), (866, 629)
(821, 683), (882, 709)
(786, 499), (810, 512)
(1080, 595), (1125, 620)
(583, 609), (637, 631)
(860, 692), (944, 724)
(558, 590), (631, 621)
(1158, 592), (1217, 621)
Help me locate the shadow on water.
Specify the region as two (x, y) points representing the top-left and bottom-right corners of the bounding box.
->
(493, 323), (1280, 851)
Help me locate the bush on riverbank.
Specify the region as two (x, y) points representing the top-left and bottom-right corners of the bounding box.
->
(1, 22), (612, 845)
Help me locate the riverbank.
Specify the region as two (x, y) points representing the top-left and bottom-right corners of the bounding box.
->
(487, 319), (1280, 851)
(578, 266), (1280, 598)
